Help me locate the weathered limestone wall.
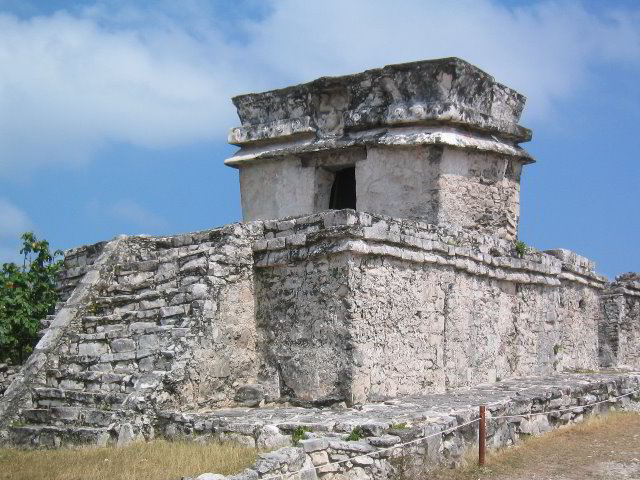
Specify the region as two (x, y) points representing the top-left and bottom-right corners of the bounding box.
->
(357, 145), (523, 239)
(600, 273), (640, 369)
(254, 211), (606, 405)
(356, 146), (440, 225)
(3, 224), (266, 447)
(436, 148), (522, 240)
(2, 210), (620, 448)
(239, 157), (317, 221)
(255, 250), (354, 404)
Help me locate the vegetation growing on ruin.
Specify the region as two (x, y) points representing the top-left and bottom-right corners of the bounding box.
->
(346, 426), (365, 441)
(0, 232), (63, 363)
(291, 426), (312, 445)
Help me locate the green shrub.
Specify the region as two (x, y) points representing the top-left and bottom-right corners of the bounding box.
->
(0, 232), (63, 363)
(291, 426), (311, 445)
(346, 426), (365, 441)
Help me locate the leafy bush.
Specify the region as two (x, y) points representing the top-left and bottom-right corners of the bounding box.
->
(291, 426), (311, 445)
(0, 232), (63, 363)
(346, 426), (365, 441)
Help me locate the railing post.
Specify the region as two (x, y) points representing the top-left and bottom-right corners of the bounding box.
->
(479, 405), (486, 466)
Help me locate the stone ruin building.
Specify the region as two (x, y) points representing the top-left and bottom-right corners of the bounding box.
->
(0, 57), (638, 479)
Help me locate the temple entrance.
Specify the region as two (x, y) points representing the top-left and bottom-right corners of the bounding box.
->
(329, 166), (356, 210)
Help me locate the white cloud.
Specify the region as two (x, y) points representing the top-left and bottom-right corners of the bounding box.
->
(86, 198), (168, 232)
(0, 198), (32, 238)
(0, 198), (32, 264)
(0, 0), (639, 179)
(109, 199), (168, 231)
(242, 0), (640, 117)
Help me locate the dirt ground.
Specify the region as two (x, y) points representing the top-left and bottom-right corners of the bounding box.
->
(430, 411), (640, 480)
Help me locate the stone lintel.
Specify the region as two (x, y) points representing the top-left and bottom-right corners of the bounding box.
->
(226, 125), (534, 167)
(226, 57), (532, 166)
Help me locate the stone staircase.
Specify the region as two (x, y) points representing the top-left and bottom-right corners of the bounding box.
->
(7, 251), (166, 447)
(3, 227), (259, 448)
(37, 301), (66, 337)
(9, 292), (140, 447)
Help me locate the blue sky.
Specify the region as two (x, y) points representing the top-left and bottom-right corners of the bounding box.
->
(0, 0), (639, 279)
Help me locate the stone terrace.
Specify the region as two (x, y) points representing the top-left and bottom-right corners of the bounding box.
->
(173, 372), (640, 480)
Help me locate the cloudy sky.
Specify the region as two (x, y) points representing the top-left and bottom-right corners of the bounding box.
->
(0, 0), (639, 278)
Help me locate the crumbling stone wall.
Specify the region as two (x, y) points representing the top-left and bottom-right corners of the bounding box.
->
(600, 273), (640, 369)
(2, 224), (265, 447)
(2, 209), (631, 449)
(254, 211), (605, 405)
(256, 250), (354, 404)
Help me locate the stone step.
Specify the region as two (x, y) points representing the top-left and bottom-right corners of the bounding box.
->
(33, 387), (127, 408)
(82, 313), (123, 325)
(58, 347), (162, 368)
(91, 293), (162, 309)
(22, 407), (122, 428)
(81, 313), (134, 330)
(45, 369), (136, 392)
(9, 424), (115, 448)
(46, 368), (134, 386)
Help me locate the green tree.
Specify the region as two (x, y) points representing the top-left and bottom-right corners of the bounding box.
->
(0, 233), (63, 364)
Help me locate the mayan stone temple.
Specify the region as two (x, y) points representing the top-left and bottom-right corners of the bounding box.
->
(1, 58), (639, 479)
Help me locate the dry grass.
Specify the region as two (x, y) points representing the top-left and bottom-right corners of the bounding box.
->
(427, 411), (640, 480)
(0, 439), (258, 480)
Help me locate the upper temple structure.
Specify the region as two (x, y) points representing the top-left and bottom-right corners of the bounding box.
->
(0, 58), (638, 467)
(226, 57), (533, 240)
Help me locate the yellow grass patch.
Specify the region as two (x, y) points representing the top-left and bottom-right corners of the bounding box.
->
(0, 439), (258, 480)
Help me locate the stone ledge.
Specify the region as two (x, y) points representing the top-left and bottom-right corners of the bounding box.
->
(174, 372), (640, 480)
(226, 126), (534, 166)
(254, 210), (607, 288)
(602, 273), (640, 298)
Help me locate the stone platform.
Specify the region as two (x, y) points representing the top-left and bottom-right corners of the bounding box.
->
(167, 372), (640, 480)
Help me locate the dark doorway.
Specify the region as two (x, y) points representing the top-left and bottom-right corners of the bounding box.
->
(329, 166), (356, 210)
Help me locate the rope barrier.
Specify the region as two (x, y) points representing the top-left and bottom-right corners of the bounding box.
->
(258, 387), (640, 480)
